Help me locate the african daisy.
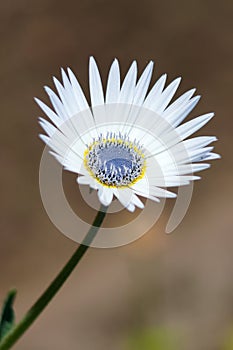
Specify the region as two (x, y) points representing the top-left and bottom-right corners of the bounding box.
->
(36, 57), (219, 212)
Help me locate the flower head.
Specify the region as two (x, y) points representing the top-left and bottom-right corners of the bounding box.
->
(36, 57), (219, 211)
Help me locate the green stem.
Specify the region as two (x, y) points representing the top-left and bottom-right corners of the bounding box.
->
(0, 204), (107, 350)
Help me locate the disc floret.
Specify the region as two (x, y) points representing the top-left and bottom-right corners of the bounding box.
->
(84, 132), (146, 187)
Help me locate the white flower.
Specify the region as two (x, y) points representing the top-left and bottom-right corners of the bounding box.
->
(36, 57), (219, 212)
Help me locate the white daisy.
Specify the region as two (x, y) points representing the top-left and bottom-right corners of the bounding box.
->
(36, 57), (219, 212)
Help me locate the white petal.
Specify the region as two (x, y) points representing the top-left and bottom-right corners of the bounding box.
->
(98, 186), (114, 206)
(132, 190), (160, 203)
(163, 88), (196, 117)
(89, 57), (104, 107)
(183, 136), (217, 151)
(126, 203), (136, 212)
(67, 68), (89, 111)
(38, 118), (57, 137)
(118, 61), (137, 104)
(149, 177), (189, 187)
(130, 176), (149, 194)
(35, 98), (61, 127)
(89, 180), (99, 190)
(149, 186), (177, 198)
(40, 124), (84, 163)
(61, 68), (71, 91)
(133, 61), (154, 106)
(77, 176), (91, 185)
(202, 152), (221, 160)
(188, 146), (214, 162)
(44, 86), (67, 120)
(155, 77), (181, 113)
(131, 178), (160, 202)
(143, 74), (167, 110)
(164, 145), (213, 166)
(39, 134), (50, 145)
(167, 163), (210, 175)
(63, 159), (86, 174)
(61, 68), (83, 116)
(105, 59), (120, 104)
(175, 113), (214, 140)
(166, 95), (201, 127)
(53, 76), (73, 117)
(113, 188), (134, 208)
(131, 193), (145, 209)
(49, 151), (65, 166)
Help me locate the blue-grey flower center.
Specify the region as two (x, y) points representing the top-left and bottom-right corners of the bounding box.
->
(84, 133), (146, 187)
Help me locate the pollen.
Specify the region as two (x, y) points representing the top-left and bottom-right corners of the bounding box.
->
(84, 132), (146, 187)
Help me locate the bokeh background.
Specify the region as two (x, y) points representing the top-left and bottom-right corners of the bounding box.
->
(0, 0), (232, 349)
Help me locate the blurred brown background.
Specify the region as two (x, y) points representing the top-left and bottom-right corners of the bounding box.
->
(0, 0), (232, 349)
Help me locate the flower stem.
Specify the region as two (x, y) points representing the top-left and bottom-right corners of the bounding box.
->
(0, 204), (107, 350)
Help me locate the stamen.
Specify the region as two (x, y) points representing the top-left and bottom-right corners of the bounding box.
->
(84, 132), (146, 187)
